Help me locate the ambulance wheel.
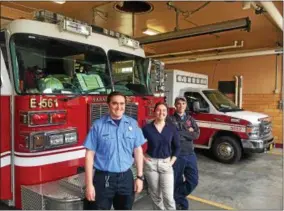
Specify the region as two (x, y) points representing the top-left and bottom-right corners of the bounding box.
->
(212, 136), (242, 164)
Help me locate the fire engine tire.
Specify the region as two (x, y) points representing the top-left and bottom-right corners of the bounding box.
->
(212, 136), (242, 164)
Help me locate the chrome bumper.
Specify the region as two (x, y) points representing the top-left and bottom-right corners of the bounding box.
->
(241, 134), (274, 153)
(21, 165), (145, 210)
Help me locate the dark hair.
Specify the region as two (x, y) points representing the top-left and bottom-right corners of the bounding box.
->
(154, 102), (168, 112)
(107, 91), (126, 104)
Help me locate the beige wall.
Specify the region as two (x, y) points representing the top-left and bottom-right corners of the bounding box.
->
(166, 55), (283, 144)
(166, 55), (283, 94)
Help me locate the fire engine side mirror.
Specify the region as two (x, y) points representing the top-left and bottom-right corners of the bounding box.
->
(193, 101), (200, 113)
(151, 59), (165, 93)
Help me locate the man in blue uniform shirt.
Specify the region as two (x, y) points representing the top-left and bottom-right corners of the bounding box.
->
(84, 91), (145, 210)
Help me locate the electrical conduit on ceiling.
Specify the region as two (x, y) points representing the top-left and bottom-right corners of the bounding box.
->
(148, 40), (244, 58)
(259, 1), (283, 31)
(161, 48), (283, 64)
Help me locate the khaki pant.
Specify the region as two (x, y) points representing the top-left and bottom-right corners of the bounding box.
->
(144, 157), (176, 210)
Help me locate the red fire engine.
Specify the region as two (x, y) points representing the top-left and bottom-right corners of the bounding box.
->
(0, 11), (164, 209)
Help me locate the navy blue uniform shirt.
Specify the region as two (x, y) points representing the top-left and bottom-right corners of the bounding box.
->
(142, 121), (180, 159)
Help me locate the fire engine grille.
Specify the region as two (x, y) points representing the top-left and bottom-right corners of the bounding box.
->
(260, 121), (272, 137)
(22, 185), (45, 210)
(90, 103), (138, 124)
(21, 181), (83, 210)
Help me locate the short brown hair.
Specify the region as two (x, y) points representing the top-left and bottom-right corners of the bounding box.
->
(107, 91), (126, 104)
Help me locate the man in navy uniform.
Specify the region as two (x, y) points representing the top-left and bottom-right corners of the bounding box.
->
(169, 96), (200, 210)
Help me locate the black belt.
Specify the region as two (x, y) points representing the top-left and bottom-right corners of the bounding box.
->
(95, 168), (131, 188)
(95, 168), (131, 176)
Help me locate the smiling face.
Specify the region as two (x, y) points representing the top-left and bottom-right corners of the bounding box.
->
(175, 100), (187, 115)
(108, 95), (126, 119)
(154, 103), (168, 122)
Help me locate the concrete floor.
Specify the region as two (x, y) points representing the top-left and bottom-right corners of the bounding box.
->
(1, 149), (282, 210)
(134, 148), (283, 210)
(195, 149), (283, 210)
(188, 149), (283, 210)
(133, 195), (222, 210)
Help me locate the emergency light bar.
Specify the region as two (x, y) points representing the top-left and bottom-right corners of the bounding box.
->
(34, 10), (140, 48)
(20, 110), (67, 127)
(60, 19), (92, 37)
(92, 25), (140, 49)
(34, 10), (66, 24)
(119, 36), (140, 49)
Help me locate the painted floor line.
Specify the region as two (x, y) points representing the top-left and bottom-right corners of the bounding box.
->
(267, 151), (283, 156)
(188, 195), (234, 210)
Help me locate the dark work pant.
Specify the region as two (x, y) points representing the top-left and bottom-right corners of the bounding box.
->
(173, 153), (199, 210)
(90, 168), (134, 210)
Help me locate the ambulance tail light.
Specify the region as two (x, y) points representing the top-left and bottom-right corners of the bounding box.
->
(20, 111), (67, 127)
(21, 128), (78, 152)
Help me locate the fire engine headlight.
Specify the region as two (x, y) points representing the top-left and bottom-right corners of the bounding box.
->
(48, 134), (64, 147)
(32, 135), (45, 150)
(246, 125), (260, 138)
(26, 128), (78, 151)
(65, 132), (77, 144)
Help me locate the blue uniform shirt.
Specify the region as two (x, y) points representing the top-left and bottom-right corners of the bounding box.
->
(84, 114), (146, 173)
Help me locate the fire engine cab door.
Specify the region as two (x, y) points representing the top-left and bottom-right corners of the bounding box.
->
(0, 44), (13, 199)
(184, 91), (215, 146)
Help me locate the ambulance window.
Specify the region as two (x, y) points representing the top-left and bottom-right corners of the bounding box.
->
(184, 92), (209, 113)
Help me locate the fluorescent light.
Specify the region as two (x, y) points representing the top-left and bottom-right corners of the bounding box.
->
(52, 0), (66, 4)
(142, 28), (160, 36)
(138, 18), (251, 44)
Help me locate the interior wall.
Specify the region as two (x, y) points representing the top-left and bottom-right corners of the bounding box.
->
(166, 55), (282, 93)
(166, 55), (283, 144)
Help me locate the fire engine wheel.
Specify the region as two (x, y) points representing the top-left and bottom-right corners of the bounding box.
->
(212, 136), (242, 164)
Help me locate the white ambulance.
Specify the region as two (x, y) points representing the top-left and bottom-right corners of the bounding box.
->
(161, 69), (274, 164)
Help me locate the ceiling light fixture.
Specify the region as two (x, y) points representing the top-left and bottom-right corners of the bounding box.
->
(138, 17), (251, 45)
(142, 28), (161, 36)
(52, 0), (66, 4)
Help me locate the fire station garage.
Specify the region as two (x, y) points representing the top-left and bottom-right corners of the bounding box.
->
(0, 1), (283, 210)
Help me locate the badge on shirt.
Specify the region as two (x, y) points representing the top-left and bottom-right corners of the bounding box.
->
(186, 120), (192, 127)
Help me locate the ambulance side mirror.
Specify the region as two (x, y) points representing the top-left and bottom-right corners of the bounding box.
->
(193, 101), (200, 113)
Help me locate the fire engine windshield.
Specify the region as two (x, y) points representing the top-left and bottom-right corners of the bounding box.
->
(108, 50), (152, 96)
(10, 33), (111, 95)
(203, 90), (243, 112)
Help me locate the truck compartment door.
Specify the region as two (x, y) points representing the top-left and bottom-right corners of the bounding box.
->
(0, 42), (12, 200)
